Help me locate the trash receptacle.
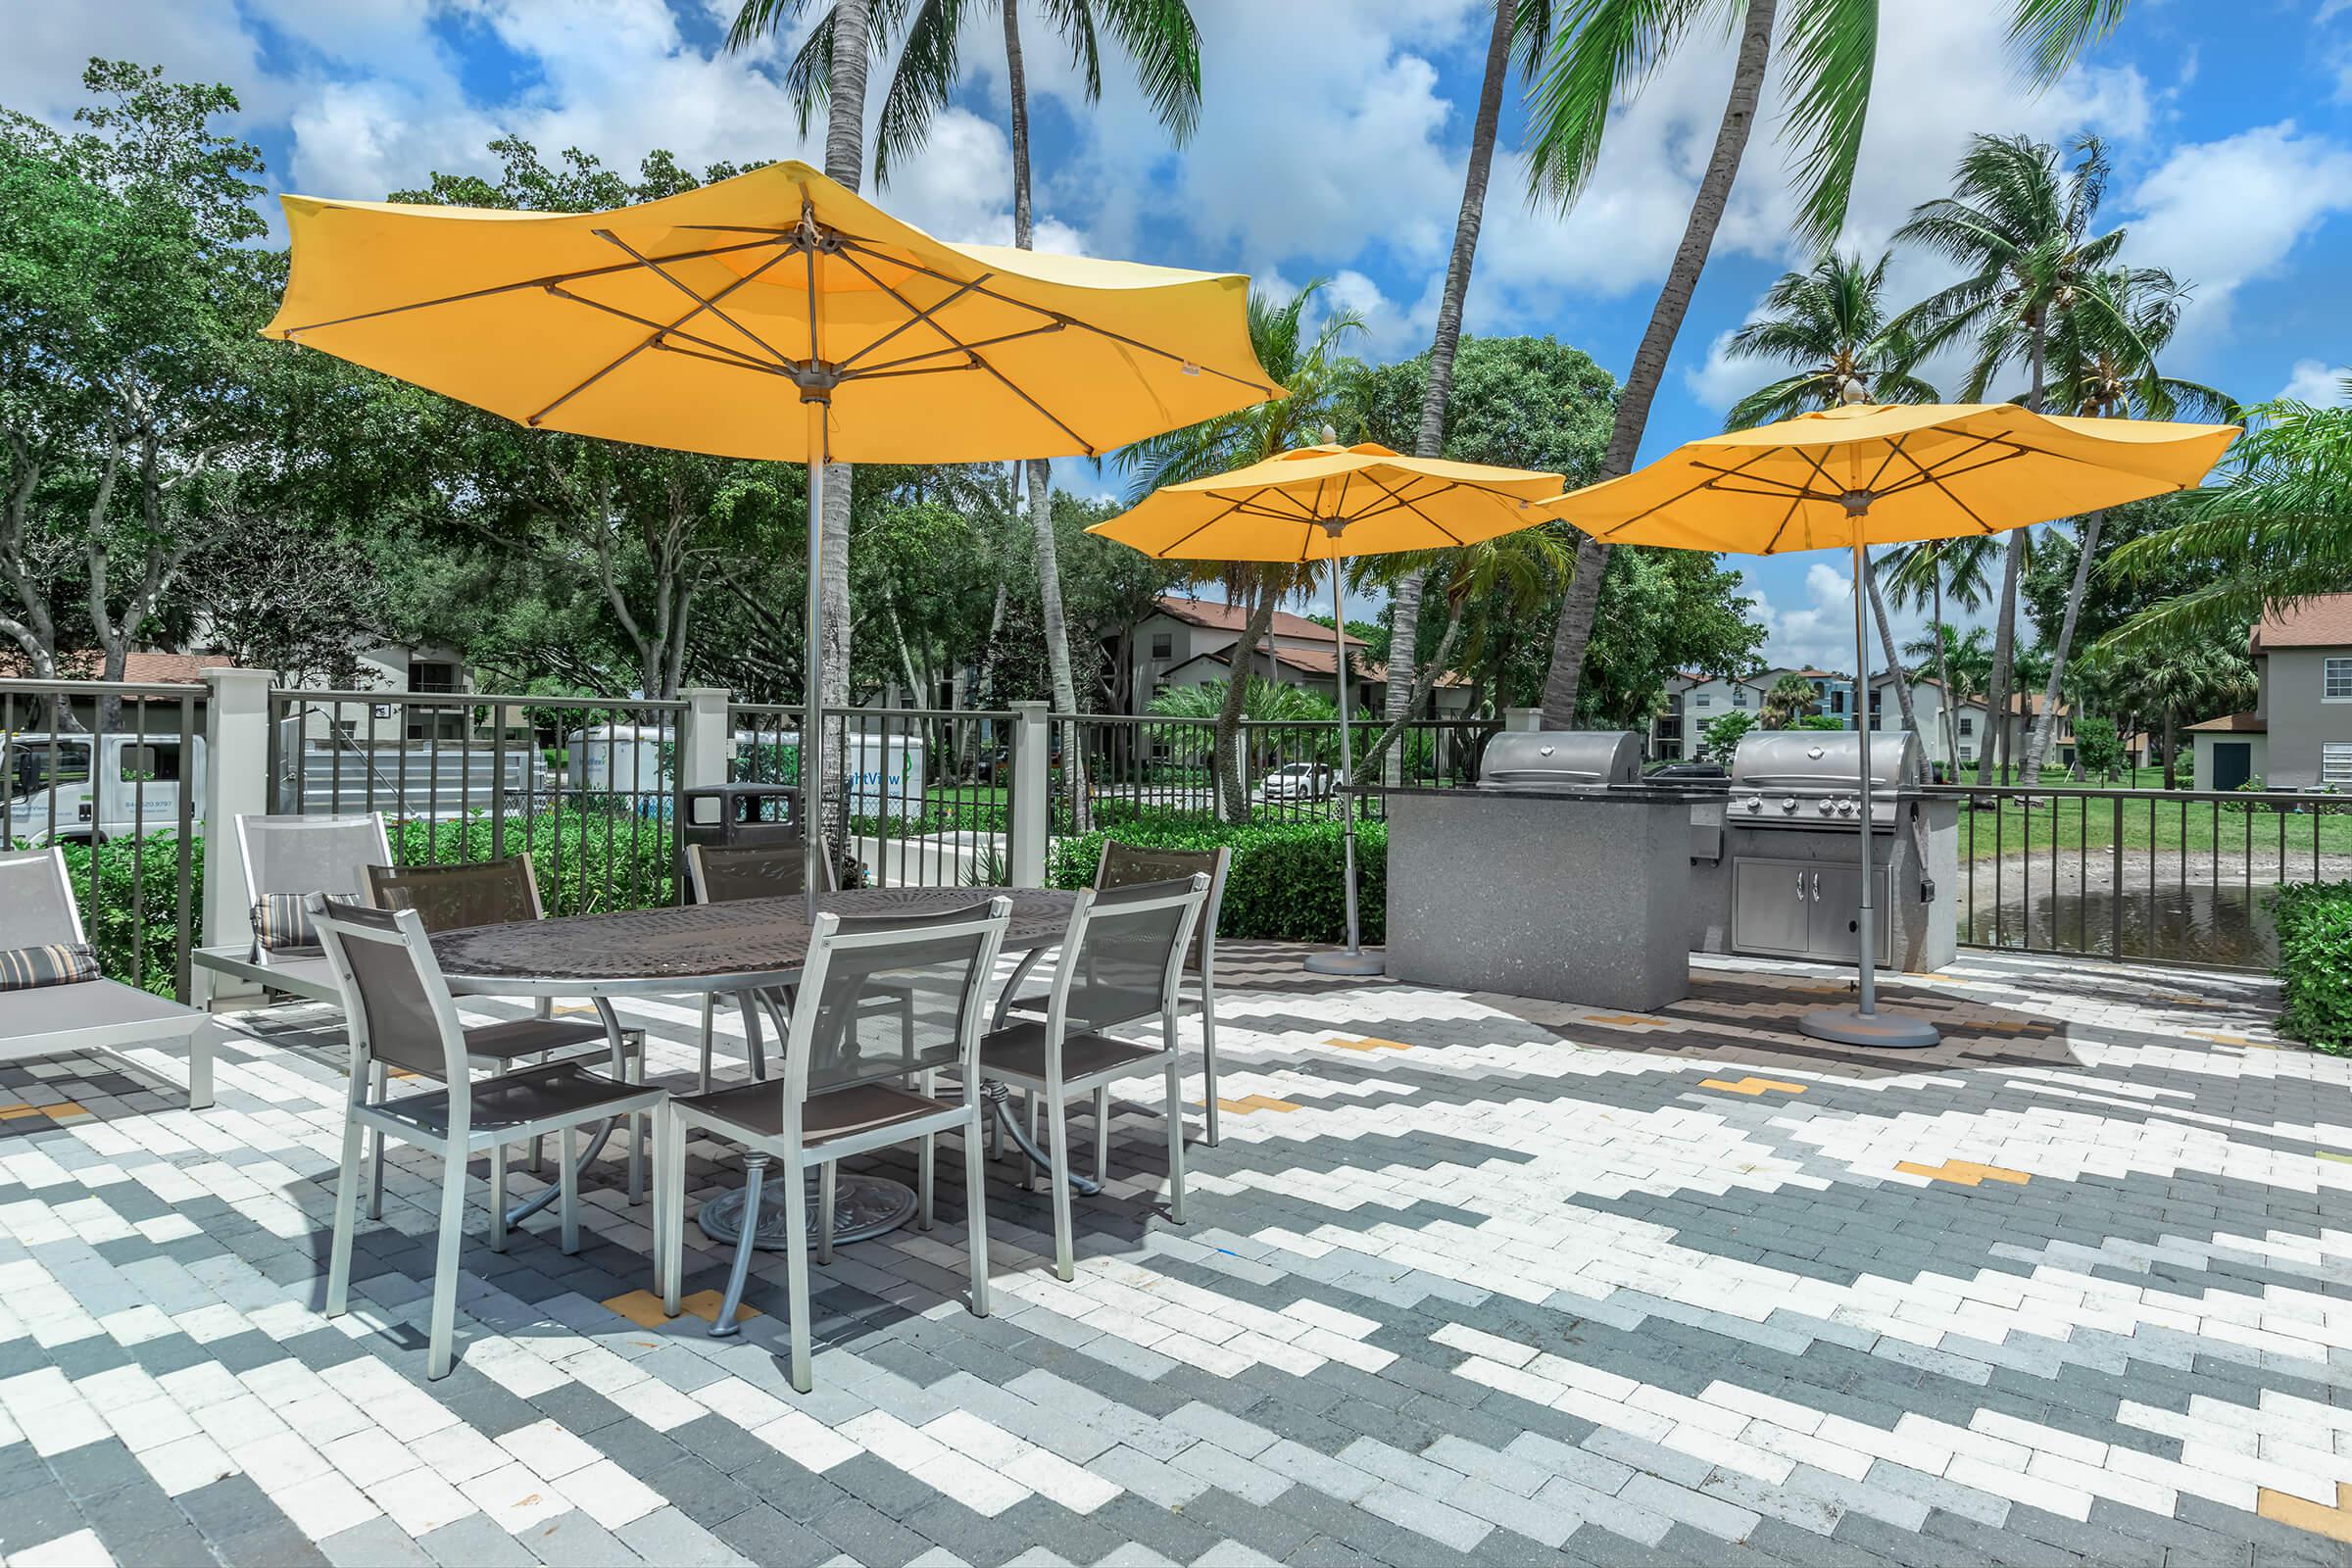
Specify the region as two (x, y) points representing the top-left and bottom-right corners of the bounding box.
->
(680, 785), (800, 890)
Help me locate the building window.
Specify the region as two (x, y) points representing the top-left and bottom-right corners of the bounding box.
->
(1696, 695), (1712, 710)
(119, 744), (180, 782)
(2328, 743), (2352, 785)
(1959, 716), (1975, 737)
(1150, 633), (1173, 661)
(1733, 688), (1749, 708)
(1960, 746), (1976, 762)
(2328, 658), (2352, 701)
(410, 661), (460, 694)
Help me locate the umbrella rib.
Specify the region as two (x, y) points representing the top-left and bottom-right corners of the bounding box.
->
(1761, 489), (1807, 554)
(1158, 491), (1266, 558)
(1356, 472), (1471, 546)
(1601, 446), (1790, 535)
(835, 272), (994, 370)
(545, 285), (786, 373)
(522, 245), (801, 426)
(1884, 442), (2000, 533)
(836, 239), (1280, 397)
(592, 229), (796, 368)
(845, 322), (1069, 378)
(270, 235), (794, 336)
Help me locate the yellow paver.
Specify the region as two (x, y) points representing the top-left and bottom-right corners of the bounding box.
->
(1698, 1077), (1807, 1097)
(1215, 1094), (1300, 1114)
(1323, 1036), (1411, 1053)
(2261, 1484), (2352, 1542)
(1896, 1158), (2032, 1188)
(603, 1288), (757, 1330)
(1585, 1014), (1663, 1027)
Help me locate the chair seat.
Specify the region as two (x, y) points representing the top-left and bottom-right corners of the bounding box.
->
(678, 1079), (955, 1146)
(373, 1062), (653, 1137)
(464, 1015), (614, 1063)
(977, 1018), (1166, 1086)
(0, 976), (200, 1040)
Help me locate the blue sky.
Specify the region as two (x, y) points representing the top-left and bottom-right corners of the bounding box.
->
(13, 0), (2348, 669)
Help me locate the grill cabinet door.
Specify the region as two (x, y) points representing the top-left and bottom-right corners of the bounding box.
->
(1807, 863), (1890, 964)
(1731, 858), (1813, 958)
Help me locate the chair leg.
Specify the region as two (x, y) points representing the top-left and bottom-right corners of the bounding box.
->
(559, 1125), (581, 1255)
(740, 990), (765, 1080)
(1164, 1054), (1187, 1226)
(1093, 1086), (1111, 1190)
(817, 1162), (836, 1265)
(713, 1152), (766, 1341)
(1048, 1095), (1076, 1283)
(426, 1144), (467, 1380)
(186, 1022), (215, 1111)
(779, 1154), (814, 1393)
(325, 1109), (365, 1319)
(699, 995), (716, 1096)
(917, 1071), (936, 1233)
(367, 1063), (388, 1221)
(963, 1105), (991, 1318)
(1023, 1092), (1040, 1192)
(488, 1144), (509, 1253)
(659, 1110), (689, 1315)
(1200, 978), (1221, 1148)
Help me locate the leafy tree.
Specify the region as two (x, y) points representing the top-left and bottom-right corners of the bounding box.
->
(1761, 671), (1819, 728)
(1792, 713), (1847, 731)
(1529, 0), (2140, 725)
(1700, 708), (1759, 762)
(2072, 712), (2124, 781)
(1575, 547), (1765, 729)
(2073, 634), (2254, 789)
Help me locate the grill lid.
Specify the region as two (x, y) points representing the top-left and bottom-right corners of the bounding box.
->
(1729, 730), (1923, 792)
(1479, 730), (1641, 789)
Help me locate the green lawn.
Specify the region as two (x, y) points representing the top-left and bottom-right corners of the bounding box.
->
(1949, 790), (2352, 865)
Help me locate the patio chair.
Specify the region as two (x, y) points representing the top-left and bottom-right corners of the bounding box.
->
(367, 854), (649, 1214)
(311, 897), (664, 1380)
(685, 841), (914, 1092)
(0, 848), (216, 1108)
(975, 874), (1208, 1282)
(1007, 840), (1232, 1145)
(194, 813), (394, 1008)
(655, 897), (1010, 1393)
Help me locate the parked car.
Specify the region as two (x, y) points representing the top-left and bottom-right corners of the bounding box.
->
(1646, 760), (1727, 780)
(1254, 761), (1335, 803)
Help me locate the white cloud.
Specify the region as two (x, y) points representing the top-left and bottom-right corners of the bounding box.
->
(2279, 359), (2352, 405)
(1741, 557), (1945, 674)
(2123, 123), (2352, 342)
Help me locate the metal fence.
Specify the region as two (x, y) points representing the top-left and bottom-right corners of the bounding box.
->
(1938, 783), (2344, 969)
(266, 689), (687, 915)
(1, 679), (200, 1002)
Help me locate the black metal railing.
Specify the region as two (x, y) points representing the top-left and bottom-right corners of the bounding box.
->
(1936, 782), (2341, 970)
(267, 689), (687, 915)
(726, 705), (1015, 890)
(1, 679), (201, 1001)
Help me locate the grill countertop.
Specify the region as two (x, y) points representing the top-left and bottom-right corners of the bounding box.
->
(1387, 783), (1728, 805)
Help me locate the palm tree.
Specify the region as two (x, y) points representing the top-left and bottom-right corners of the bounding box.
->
(1116, 282), (1364, 820)
(1383, 0), (1558, 769)
(1720, 250), (1936, 741)
(785, 0), (1204, 830)
(1891, 131), (2136, 784)
(1528, 0), (2139, 726)
(727, 0), (875, 866)
(1762, 671), (1820, 728)
(1885, 538), (1994, 773)
(2105, 385), (2352, 652)
(2014, 267), (2234, 779)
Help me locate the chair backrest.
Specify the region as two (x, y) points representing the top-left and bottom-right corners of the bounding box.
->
(0, 849), (86, 952)
(782, 897), (1012, 1116)
(308, 896), (470, 1085)
(1043, 874), (1209, 1039)
(689, 839), (832, 904)
(1095, 840), (1230, 974)
(368, 855), (544, 934)
(237, 813), (392, 956)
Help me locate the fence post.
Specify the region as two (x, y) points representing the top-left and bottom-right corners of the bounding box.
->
(1503, 707), (1543, 733)
(680, 687), (731, 791)
(1007, 700), (1050, 888)
(198, 667), (273, 1009)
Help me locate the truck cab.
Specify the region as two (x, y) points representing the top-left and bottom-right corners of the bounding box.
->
(5, 733), (205, 845)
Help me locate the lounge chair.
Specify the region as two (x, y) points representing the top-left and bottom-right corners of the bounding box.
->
(195, 812), (394, 1008)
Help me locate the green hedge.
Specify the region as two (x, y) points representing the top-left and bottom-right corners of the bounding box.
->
(57, 834), (205, 999)
(1049, 816), (1385, 945)
(388, 808), (677, 914)
(2274, 881), (2352, 1054)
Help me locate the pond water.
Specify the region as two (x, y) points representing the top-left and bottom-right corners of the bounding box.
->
(1960, 880), (2277, 968)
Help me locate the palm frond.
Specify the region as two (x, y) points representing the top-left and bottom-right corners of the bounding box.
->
(1779, 0), (1876, 251)
(872, 0), (967, 185)
(1523, 0), (1721, 210)
(1089, 0), (1204, 141)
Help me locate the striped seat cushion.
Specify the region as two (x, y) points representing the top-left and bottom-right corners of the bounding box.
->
(251, 893), (319, 953)
(0, 944), (100, 993)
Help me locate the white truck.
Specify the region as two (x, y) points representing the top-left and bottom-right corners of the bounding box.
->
(5, 732), (205, 845)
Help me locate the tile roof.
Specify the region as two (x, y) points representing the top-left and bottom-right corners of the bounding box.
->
(2251, 594), (2352, 652)
(2184, 710), (2266, 733)
(1152, 594), (1365, 646)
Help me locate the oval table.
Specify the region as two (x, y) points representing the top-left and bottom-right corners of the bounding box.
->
(431, 887), (1079, 1246)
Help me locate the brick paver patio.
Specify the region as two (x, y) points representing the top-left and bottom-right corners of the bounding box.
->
(0, 945), (2341, 1567)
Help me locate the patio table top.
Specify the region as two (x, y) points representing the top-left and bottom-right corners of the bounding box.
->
(430, 886), (1081, 996)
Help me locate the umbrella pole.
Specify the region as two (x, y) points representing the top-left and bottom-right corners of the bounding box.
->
(1801, 541), (1938, 1049)
(804, 399), (827, 919)
(1304, 563), (1384, 977)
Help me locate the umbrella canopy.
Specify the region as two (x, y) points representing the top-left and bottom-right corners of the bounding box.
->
(262, 159), (1277, 462)
(1544, 401), (2239, 551)
(1087, 442), (1565, 562)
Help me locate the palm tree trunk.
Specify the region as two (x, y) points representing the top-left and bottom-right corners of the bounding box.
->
(1540, 0), (1779, 725)
(1211, 588), (1280, 820)
(1930, 568), (1960, 778)
(1359, 600), (1468, 783)
(1863, 552), (1920, 741)
(1385, 0), (1514, 777)
(2021, 507), (2103, 780)
(1979, 319), (2044, 783)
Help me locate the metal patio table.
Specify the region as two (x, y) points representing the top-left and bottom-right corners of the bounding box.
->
(431, 887), (1079, 1248)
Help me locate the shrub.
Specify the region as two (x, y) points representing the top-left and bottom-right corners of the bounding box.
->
(1049, 816), (1385, 945)
(2273, 881), (2352, 1054)
(58, 833), (205, 998)
(388, 808), (677, 914)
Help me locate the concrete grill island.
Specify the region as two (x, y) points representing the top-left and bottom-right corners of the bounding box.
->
(1386, 730), (1958, 1011)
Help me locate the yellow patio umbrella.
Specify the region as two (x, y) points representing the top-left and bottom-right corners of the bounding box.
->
(262, 158), (1278, 908)
(1546, 400), (2239, 1048)
(1090, 440), (1568, 975)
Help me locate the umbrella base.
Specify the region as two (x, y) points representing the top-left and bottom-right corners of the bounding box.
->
(1799, 1004), (1940, 1050)
(1304, 949), (1386, 977)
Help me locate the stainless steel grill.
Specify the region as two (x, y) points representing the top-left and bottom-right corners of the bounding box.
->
(1477, 730), (1641, 791)
(1725, 730), (1924, 831)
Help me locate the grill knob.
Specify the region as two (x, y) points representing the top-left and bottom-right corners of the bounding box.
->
(1838, 798), (1856, 816)
(1742, 796), (1763, 812)
(1780, 797), (1797, 813)
(1817, 799), (1836, 815)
